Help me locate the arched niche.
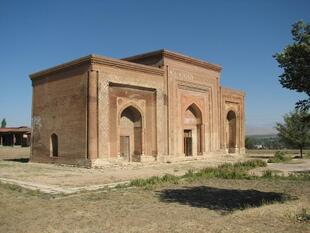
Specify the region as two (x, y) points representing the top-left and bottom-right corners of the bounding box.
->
(226, 110), (237, 153)
(119, 105), (143, 162)
(50, 133), (58, 157)
(183, 103), (203, 156)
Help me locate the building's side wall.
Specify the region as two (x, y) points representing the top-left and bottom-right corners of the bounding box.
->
(163, 57), (221, 158)
(220, 88), (245, 154)
(92, 63), (167, 164)
(31, 65), (89, 165)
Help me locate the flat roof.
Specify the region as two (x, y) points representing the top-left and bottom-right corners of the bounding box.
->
(0, 127), (31, 133)
(123, 49), (222, 72)
(29, 54), (164, 80)
(30, 49), (222, 79)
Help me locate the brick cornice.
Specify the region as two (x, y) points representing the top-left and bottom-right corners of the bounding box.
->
(123, 49), (222, 72)
(162, 50), (222, 72)
(29, 54), (164, 80)
(221, 87), (245, 96)
(90, 55), (164, 76)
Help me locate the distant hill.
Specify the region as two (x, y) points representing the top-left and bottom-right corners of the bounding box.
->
(245, 134), (282, 149)
(246, 126), (277, 136)
(247, 134), (278, 139)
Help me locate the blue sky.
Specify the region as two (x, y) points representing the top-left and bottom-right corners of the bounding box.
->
(0, 0), (309, 134)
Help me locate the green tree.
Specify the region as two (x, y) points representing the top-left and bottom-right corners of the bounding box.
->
(274, 20), (310, 110)
(1, 118), (6, 128)
(245, 136), (256, 149)
(275, 110), (310, 158)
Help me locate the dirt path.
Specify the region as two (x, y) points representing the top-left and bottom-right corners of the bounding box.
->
(268, 159), (310, 174)
(250, 159), (310, 176)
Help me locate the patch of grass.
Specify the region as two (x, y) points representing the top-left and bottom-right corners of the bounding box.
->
(268, 151), (292, 163)
(0, 181), (56, 199)
(185, 160), (267, 180)
(130, 174), (179, 189)
(261, 170), (310, 181)
(114, 183), (129, 189)
(287, 172), (310, 181)
(128, 159), (310, 189)
(296, 208), (310, 222)
(129, 160), (267, 189)
(262, 170), (274, 178)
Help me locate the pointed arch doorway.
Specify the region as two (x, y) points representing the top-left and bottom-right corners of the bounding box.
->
(183, 104), (203, 156)
(119, 105), (143, 162)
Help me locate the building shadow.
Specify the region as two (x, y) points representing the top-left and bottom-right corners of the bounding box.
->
(157, 186), (294, 214)
(4, 158), (29, 163)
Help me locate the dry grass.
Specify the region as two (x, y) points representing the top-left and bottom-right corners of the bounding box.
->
(0, 178), (309, 233)
(0, 147), (309, 232)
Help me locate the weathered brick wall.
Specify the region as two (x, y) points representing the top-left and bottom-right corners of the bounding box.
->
(29, 52), (245, 167)
(30, 65), (89, 165)
(164, 57), (222, 156)
(93, 62), (167, 160)
(221, 87), (245, 153)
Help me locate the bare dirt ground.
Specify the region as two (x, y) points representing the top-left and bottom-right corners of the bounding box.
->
(0, 146), (30, 160)
(246, 149), (310, 176)
(250, 159), (310, 176)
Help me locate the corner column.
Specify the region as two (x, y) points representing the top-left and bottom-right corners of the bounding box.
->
(87, 70), (98, 160)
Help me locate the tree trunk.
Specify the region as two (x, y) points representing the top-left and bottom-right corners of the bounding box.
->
(300, 146), (303, 158)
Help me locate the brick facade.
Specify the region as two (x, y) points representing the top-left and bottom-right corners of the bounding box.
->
(30, 50), (245, 166)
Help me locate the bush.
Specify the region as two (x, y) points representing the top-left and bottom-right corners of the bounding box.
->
(268, 151), (292, 163)
(129, 174), (179, 188)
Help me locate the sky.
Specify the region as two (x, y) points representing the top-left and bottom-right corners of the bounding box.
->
(0, 0), (309, 134)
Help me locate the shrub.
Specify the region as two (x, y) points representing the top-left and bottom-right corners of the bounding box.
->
(161, 174), (179, 184)
(130, 174), (179, 188)
(268, 151), (292, 163)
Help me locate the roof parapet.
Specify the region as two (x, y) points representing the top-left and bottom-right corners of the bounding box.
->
(123, 49), (222, 72)
(29, 54), (164, 80)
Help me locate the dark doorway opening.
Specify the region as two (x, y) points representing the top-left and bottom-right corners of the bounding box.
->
(227, 111), (237, 153)
(184, 130), (192, 156)
(51, 134), (58, 157)
(120, 136), (130, 161)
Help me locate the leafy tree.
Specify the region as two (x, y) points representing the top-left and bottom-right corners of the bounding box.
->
(275, 110), (310, 158)
(245, 136), (256, 149)
(273, 20), (310, 110)
(1, 118), (6, 128)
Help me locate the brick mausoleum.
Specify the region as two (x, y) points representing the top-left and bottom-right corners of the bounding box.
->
(30, 49), (245, 167)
